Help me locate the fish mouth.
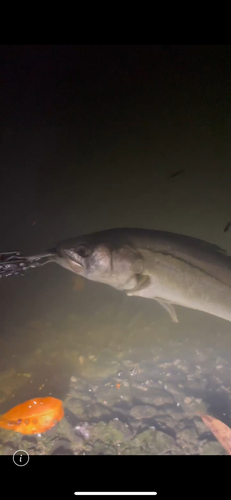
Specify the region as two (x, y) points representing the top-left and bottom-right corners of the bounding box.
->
(56, 248), (84, 273)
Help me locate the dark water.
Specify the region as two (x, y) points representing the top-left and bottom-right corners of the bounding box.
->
(0, 45), (231, 457)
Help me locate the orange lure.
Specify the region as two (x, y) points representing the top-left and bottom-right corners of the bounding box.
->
(0, 397), (64, 435)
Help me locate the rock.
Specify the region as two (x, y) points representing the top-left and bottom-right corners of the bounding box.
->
(110, 419), (133, 440)
(172, 359), (189, 373)
(0, 444), (15, 455)
(68, 386), (92, 402)
(202, 441), (226, 455)
(51, 438), (72, 455)
(167, 408), (184, 421)
(96, 383), (132, 406)
(66, 398), (85, 417)
(75, 423), (90, 440)
(72, 435), (86, 449)
(132, 428), (176, 454)
(52, 446), (74, 455)
(182, 397), (208, 414)
(163, 370), (188, 384)
(55, 417), (78, 443)
(152, 394), (174, 406)
(130, 405), (160, 419)
(195, 349), (210, 363)
(186, 377), (207, 391)
(87, 422), (125, 445)
(155, 414), (176, 429)
(88, 442), (118, 455)
(176, 427), (200, 454)
(132, 385), (174, 406)
(193, 416), (208, 435)
(177, 427), (199, 443)
(85, 403), (111, 418)
(163, 382), (183, 397)
(69, 377), (88, 391)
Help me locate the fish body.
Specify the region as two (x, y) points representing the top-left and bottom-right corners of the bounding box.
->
(52, 227), (231, 323)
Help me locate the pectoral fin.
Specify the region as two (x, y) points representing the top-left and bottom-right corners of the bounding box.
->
(126, 274), (150, 295)
(154, 298), (179, 323)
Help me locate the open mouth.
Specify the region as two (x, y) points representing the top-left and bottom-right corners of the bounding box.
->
(60, 248), (84, 269)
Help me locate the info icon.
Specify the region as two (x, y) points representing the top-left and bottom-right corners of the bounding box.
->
(13, 450), (29, 466)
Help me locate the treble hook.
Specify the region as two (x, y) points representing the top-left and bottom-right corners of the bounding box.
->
(0, 251), (55, 277)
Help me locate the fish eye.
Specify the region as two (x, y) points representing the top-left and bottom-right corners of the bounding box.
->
(76, 245), (91, 258)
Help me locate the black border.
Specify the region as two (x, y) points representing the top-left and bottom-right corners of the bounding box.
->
(2, 455), (229, 497)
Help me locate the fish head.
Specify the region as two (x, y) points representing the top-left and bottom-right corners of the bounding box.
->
(54, 231), (144, 290)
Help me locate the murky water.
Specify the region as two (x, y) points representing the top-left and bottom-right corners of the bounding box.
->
(0, 295), (230, 455)
(0, 45), (230, 458)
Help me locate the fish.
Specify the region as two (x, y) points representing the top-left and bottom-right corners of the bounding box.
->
(223, 222), (231, 233)
(169, 169), (184, 179)
(52, 227), (231, 323)
(0, 397), (64, 434)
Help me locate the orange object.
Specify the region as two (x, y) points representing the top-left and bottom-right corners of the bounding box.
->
(200, 413), (231, 455)
(116, 383), (121, 389)
(0, 397), (64, 435)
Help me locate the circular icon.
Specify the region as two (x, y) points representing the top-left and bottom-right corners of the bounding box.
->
(13, 450), (29, 466)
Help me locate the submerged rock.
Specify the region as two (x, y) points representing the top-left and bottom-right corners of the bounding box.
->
(131, 428), (176, 455)
(201, 441), (225, 455)
(131, 384), (174, 406)
(130, 405), (161, 419)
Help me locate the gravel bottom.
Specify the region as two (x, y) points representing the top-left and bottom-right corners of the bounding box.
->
(1, 339), (230, 455)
